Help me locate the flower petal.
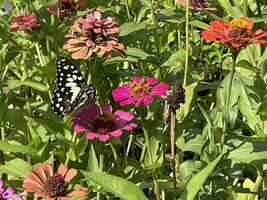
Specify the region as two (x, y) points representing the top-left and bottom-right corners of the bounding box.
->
(67, 187), (88, 197)
(86, 132), (97, 140)
(101, 103), (112, 113)
(149, 83), (169, 96)
(57, 164), (68, 177)
(112, 84), (131, 102)
(114, 110), (134, 121)
(98, 134), (110, 142)
(147, 77), (157, 85)
(143, 95), (153, 106)
(3, 187), (14, 198)
(64, 168), (78, 182)
(109, 130), (122, 137)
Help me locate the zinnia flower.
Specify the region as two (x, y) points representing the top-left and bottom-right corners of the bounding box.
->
(72, 104), (137, 142)
(201, 17), (267, 48)
(10, 12), (39, 32)
(176, 0), (216, 10)
(23, 162), (87, 200)
(112, 76), (169, 107)
(0, 179), (22, 200)
(47, 0), (86, 20)
(63, 10), (125, 60)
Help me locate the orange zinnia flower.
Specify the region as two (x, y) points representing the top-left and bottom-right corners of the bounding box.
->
(201, 17), (267, 48)
(23, 163), (87, 200)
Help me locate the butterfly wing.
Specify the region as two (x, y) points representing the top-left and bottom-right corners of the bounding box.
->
(52, 57), (96, 116)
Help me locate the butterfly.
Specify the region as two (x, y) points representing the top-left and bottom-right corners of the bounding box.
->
(52, 57), (97, 117)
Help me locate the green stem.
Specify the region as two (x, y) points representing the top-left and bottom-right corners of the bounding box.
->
(242, 0), (248, 17)
(35, 43), (45, 66)
(64, 131), (77, 166)
(170, 112), (177, 190)
(139, 107), (161, 200)
(110, 142), (123, 176)
(248, 170), (263, 200)
(125, 0), (131, 20)
(183, 0), (190, 87)
(97, 142), (104, 200)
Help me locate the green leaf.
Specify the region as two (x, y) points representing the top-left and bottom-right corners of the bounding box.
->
(190, 20), (209, 29)
(217, 0), (242, 18)
(180, 152), (225, 200)
(87, 144), (100, 173)
(22, 80), (47, 92)
(0, 158), (32, 178)
(120, 21), (146, 36)
(0, 140), (38, 157)
(81, 171), (148, 200)
(126, 47), (150, 59)
(181, 135), (204, 155)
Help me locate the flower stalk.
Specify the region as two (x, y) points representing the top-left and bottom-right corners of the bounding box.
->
(139, 107), (161, 200)
(183, 0), (190, 88)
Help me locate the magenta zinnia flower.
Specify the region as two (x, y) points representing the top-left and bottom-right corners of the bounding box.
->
(72, 104), (137, 142)
(23, 162), (87, 200)
(112, 77), (169, 107)
(0, 180), (22, 200)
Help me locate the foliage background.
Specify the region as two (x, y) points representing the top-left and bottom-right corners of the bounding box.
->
(0, 0), (267, 199)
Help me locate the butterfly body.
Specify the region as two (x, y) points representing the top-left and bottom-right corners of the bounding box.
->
(52, 57), (97, 117)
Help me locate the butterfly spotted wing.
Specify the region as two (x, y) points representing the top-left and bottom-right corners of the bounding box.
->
(52, 57), (97, 117)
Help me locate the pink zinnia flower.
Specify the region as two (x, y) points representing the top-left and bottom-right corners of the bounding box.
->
(112, 77), (169, 107)
(10, 12), (39, 32)
(72, 104), (137, 142)
(0, 180), (22, 200)
(23, 163), (87, 200)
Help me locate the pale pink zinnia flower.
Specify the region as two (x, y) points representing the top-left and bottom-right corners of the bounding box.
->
(0, 179), (22, 200)
(72, 104), (137, 142)
(10, 12), (39, 32)
(23, 163), (87, 200)
(112, 77), (169, 107)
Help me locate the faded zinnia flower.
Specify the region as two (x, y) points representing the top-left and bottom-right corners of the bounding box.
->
(63, 10), (125, 60)
(10, 12), (39, 32)
(176, 0), (216, 10)
(23, 162), (87, 200)
(112, 77), (169, 107)
(47, 0), (86, 20)
(72, 104), (137, 142)
(0, 179), (22, 200)
(201, 17), (267, 48)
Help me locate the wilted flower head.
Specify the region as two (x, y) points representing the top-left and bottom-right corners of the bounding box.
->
(201, 17), (267, 48)
(165, 81), (185, 112)
(10, 12), (39, 32)
(112, 77), (169, 107)
(72, 104), (137, 142)
(63, 10), (125, 59)
(0, 179), (22, 200)
(47, 0), (86, 20)
(177, 0), (216, 10)
(23, 162), (87, 200)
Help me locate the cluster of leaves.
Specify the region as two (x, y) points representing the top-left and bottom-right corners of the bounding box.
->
(0, 0), (267, 199)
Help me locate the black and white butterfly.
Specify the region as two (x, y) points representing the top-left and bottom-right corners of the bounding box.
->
(52, 57), (97, 117)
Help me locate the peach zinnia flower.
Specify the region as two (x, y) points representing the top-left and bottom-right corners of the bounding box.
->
(10, 12), (39, 32)
(23, 163), (87, 200)
(201, 17), (267, 48)
(112, 76), (169, 107)
(63, 10), (125, 60)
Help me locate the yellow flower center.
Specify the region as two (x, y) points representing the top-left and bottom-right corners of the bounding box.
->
(130, 81), (150, 98)
(230, 18), (251, 29)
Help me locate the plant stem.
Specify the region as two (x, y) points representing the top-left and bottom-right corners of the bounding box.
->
(248, 170), (263, 200)
(125, 0), (131, 20)
(183, 0), (190, 87)
(139, 107), (161, 200)
(170, 112), (177, 190)
(64, 131), (77, 165)
(242, 0), (248, 17)
(110, 142), (123, 176)
(139, 142), (147, 162)
(97, 142), (104, 200)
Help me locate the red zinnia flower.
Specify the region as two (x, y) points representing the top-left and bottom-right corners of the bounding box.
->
(47, 0), (86, 20)
(23, 163), (87, 200)
(72, 104), (137, 142)
(10, 12), (39, 32)
(112, 77), (169, 107)
(201, 17), (267, 48)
